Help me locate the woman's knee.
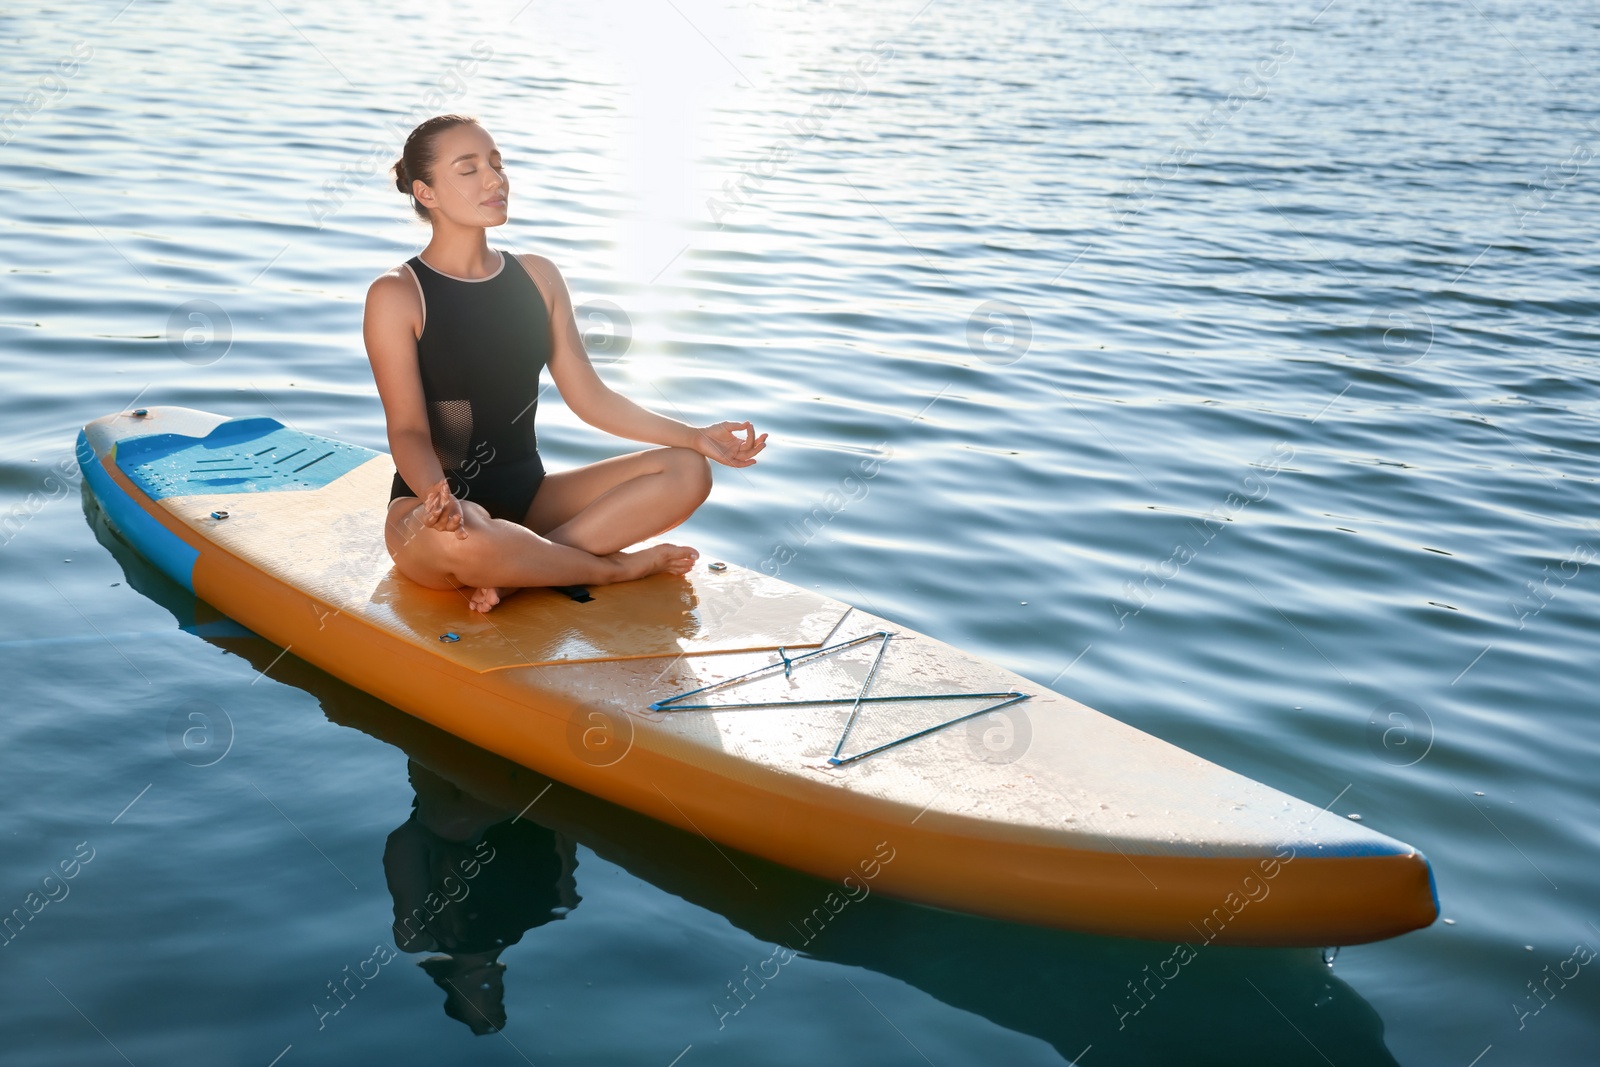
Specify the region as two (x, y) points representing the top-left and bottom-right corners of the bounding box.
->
(389, 537), (460, 590)
(388, 500), (493, 588)
(665, 447), (712, 501)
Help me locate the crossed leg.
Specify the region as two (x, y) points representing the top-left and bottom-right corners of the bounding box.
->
(385, 446), (713, 613)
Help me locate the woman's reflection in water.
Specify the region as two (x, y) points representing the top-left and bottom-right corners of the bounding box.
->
(383, 760), (580, 1035)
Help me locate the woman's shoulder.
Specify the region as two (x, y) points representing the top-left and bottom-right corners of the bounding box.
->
(364, 261), (424, 321)
(508, 248), (548, 268)
(510, 252), (570, 307)
(367, 258), (421, 292)
(511, 251), (565, 283)
(368, 257), (418, 284)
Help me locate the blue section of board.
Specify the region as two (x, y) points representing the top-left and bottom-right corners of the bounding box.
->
(114, 417), (377, 499)
(77, 429), (200, 592)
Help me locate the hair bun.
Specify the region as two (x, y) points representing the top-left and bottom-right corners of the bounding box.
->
(394, 115), (479, 222)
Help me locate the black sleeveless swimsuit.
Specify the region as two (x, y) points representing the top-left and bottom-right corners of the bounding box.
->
(389, 248), (552, 522)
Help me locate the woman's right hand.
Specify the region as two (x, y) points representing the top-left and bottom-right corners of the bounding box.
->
(421, 478), (468, 539)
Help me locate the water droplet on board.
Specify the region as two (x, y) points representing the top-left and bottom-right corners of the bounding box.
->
(1322, 946), (1339, 967)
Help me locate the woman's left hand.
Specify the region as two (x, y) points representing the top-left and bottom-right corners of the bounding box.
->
(692, 421), (768, 467)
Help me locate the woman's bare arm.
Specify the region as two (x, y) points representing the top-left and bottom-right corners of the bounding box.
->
(363, 269), (465, 535)
(518, 253), (767, 466)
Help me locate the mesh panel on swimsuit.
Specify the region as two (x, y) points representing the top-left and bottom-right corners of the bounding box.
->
(427, 398), (474, 470)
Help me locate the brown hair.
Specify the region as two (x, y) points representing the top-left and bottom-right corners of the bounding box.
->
(392, 114), (479, 222)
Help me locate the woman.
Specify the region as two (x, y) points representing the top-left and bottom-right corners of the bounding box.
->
(365, 114), (765, 613)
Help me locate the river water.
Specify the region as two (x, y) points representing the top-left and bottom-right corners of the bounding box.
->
(2, 0), (1596, 1064)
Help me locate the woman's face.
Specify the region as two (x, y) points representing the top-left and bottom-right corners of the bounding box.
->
(415, 122), (509, 228)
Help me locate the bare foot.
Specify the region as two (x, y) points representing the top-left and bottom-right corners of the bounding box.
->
(467, 585), (517, 613)
(608, 543), (699, 582)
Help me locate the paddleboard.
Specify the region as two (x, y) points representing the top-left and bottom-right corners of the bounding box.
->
(77, 405), (1437, 946)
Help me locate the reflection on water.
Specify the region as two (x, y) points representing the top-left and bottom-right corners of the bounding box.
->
(384, 761), (580, 1036)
